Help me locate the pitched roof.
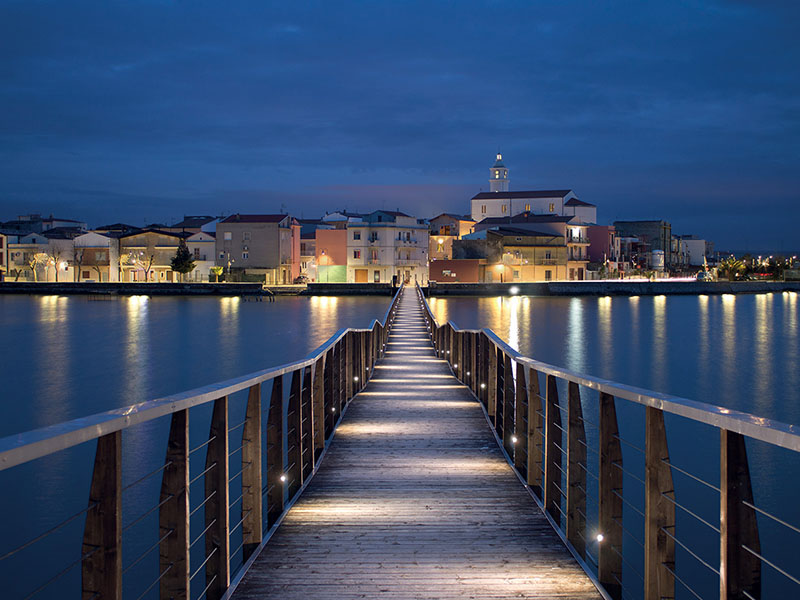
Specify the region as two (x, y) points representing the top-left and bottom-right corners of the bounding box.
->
(170, 215), (217, 228)
(41, 227), (85, 239)
(429, 213), (475, 222)
(565, 198), (595, 207)
(475, 213), (573, 227)
(373, 210), (411, 218)
(120, 228), (191, 239)
(472, 190), (573, 200)
(220, 214), (288, 224)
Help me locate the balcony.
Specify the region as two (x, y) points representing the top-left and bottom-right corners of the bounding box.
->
(567, 237), (590, 245)
(535, 258), (559, 266)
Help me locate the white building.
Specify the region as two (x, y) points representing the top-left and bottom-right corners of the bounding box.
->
(470, 154), (596, 224)
(186, 231), (216, 282)
(346, 210), (429, 284)
(74, 231), (119, 282)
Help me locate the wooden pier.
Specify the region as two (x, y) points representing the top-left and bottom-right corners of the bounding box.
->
(232, 288), (601, 599)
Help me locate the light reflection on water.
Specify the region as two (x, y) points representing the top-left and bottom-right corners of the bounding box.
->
(429, 293), (800, 424)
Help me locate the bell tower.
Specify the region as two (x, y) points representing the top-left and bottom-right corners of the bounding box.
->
(489, 153), (509, 192)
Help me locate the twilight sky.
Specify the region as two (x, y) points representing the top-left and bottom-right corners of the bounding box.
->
(1, 0), (798, 251)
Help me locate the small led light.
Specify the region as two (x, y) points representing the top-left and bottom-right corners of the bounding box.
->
(354, 376), (359, 382)
(466, 371), (470, 375)
(511, 436), (518, 444)
(596, 533), (604, 543)
(446, 351), (450, 354)
(331, 407), (336, 413)
(453, 364), (458, 368)
(480, 383), (486, 389)
(279, 474), (287, 483)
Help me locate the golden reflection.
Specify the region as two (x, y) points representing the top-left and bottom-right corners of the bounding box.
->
(508, 296), (520, 353)
(652, 295), (666, 389)
(720, 293), (737, 403)
(597, 296), (612, 376)
(123, 295), (149, 403)
(33, 296), (70, 425)
(698, 294), (710, 382)
(754, 293), (773, 411)
(566, 298), (586, 372)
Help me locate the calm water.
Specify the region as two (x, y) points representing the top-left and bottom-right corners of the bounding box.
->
(1, 292), (798, 598)
(430, 292), (800, 599)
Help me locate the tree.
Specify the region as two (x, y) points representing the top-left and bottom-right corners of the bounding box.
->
(73, 248), (85, 282)
(718, 256), (745, 281)
(210, 266), (224, 283)
(27, 253), (49, 282)
(46, 248), (64, 282)
(170, 240), (196, 282)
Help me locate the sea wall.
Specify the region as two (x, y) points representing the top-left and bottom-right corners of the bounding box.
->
(0, 282), (290, 296)
(426, 280), (800, 296)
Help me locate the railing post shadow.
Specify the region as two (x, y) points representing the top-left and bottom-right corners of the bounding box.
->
(566, 381), (586, 559)
(287, 370), (302, 500)
(301, 365), (314, 481)
(159, 409), (189, 600)
(241, 384), (262, 562)
(527, 368), (543, 498)
(266, 378), (284, 528)
(514, 362), (528, 478)
(503, 353), (515, 456)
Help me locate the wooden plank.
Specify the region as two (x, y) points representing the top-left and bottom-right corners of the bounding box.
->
(287, 370), (302, 499)
(720, 429), (761, 600)
(324, 349), (334, 440)
(82, 431), (121, 600)
(567, 381), (586, 558)
(232, 287), (600, 600)
(266, 378), (284, 527)
(346, 332), (354, 402)
(644, 406), (675, 600)
(159, 409), (189, 600)
(204, 396), (230, 600)
(598, 393), (622, 600)
(494, 347), (504, 437)
(527, 368), (543, 497)
(241, 385), (262, 562)
(544, 374), (562, 523)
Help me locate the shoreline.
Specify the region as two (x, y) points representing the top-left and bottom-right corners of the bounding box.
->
(1, 280), (798, 297)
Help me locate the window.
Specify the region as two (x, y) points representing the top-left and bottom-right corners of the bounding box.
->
(224, 232), (232, 241)
(495, 170), (499, 178)
(545, 270), (552, 281)
(501, 205), (507, 214)
(82, 271), (90, 279)
(524, 204), (530, 212)
(369, 233), (379, 242)
(549, 203), (555, 212)
(513, 270), (520, 279)
(243, 231), (251, 241)
(219, 252), (225, 259)
(194, 248), (200, 259)
(481, 205), (486, 214)
(405, 232), (410, 241)
(242, 252), (249, 259)
(353, 231), (361, 240)
(96, 251), (106, 261)
(545, 250), (551, 260)
(373, 270), (380, 283)
(370, 250), (378, 261)
(353, 250), (361, 259)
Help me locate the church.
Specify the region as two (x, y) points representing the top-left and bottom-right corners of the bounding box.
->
(469, 154), (596, 224)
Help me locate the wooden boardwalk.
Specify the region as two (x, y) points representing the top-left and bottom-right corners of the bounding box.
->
(232, 288), (602, 599)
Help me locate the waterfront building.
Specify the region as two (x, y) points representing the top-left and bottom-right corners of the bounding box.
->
(473, 213), (590, 280)
(119, 229), (191, 282)
(0, 213), (88, 235)
(7, 233), (50, 281)
(299, 232), (316, 280)
(346, 210), (429, 284)
(315, 228), (348, 283)
(216, 214), (301, 284)
(676, 235), (712, 268)
(73, 231), (119, 282)
(186, 231), (216, 282)
(587, 225), (622, 268)
(428, 213), (475, 261)
(0, 232), (6, 281)
(470, 154), (596, 224)
(614, 220), (673, 270)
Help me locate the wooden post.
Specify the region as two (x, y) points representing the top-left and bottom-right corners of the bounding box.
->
(644, 406), (675, 600)
(544, 374), (562, 523)
(503, 353), (515, 456)
(527, 368), (543, 497)
(567, 381), (587, 558)
(495, 348), (505, 437)
(266, 377), (284, 527)
(514, 363), (528, 477)
(338, 337), (346, 412)
(313, 356), (325, 460)
(324, 349), (335, 440)
(82, 431), (122, 600)
(598, 392), (623, 600)
(204, 396), (230, 599)
(334, 339), (343, 416)
(287, 369), (302, 499)
(301, 365), (313, 480)
(159, 409), (189, 600)
(241, 385), (262, 562)
(720, 429), (761, 600)
(487, 338), (497, 418)
(345, 332), (354, 401)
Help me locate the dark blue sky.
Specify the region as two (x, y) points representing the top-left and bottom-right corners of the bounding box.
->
(1, 1), (798, 250)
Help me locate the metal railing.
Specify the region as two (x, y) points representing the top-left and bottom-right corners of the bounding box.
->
(416, 283), (800, 600)
(0, 284), (404, 600)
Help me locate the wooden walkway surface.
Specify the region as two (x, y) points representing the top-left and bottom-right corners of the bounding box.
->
(232, 288), (602, 599)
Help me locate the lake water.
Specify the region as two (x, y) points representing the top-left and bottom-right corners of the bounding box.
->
(1, 292), (798, 599)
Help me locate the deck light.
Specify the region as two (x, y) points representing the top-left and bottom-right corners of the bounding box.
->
(331, 407), (336, 413)
(453, 363), (458, 368)
(511, 436), (518, 444)
(354, 376), (359, 382)
(280, 474), (287, 483)
(480, 383), (486, 389)
(596, 533), (604, 543)
(466, 371), (470, 376)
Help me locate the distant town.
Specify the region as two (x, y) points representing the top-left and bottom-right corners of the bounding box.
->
(0, 154), (797, 286)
